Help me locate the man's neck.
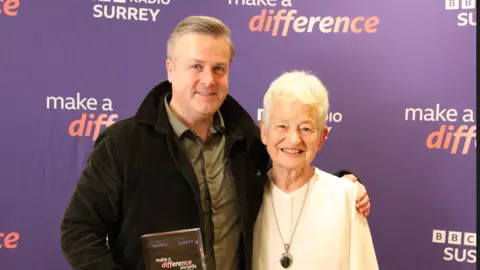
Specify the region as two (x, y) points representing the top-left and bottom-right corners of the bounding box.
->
(169, 100), (213, 141)
(271, 165), (313, 194)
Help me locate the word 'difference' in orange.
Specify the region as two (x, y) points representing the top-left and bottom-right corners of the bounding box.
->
(0, 232), (20, 249)
(69, 113), (118, 141)
(249, 9), (379, 36)
(426, 124), (476, 154)
(0, 0), (20, 16)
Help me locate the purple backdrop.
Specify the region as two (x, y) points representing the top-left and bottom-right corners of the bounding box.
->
(0, 0), (476, 269)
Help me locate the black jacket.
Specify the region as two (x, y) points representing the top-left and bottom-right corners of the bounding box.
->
(60, 81), (357, 270)
(60, 81), (269, 270)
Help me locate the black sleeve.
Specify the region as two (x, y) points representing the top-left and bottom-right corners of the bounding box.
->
(60, 132), (123, 270)
(332, 169), (362, 184)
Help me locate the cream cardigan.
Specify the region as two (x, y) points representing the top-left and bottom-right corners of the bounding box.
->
(252, 167), (379, 270)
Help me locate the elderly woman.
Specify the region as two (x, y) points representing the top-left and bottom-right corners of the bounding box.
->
(253, 71), (378, 270)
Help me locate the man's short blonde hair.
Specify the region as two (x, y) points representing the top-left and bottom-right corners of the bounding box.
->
(167, 16), (235, 62)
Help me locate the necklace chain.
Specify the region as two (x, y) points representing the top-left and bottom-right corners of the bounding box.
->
(270, 170), (312, 253)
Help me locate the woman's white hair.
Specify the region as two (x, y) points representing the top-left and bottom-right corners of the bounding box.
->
(262, 70), (329, 131)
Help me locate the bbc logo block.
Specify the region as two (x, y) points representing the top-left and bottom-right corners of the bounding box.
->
(432, 230), (476, 246)
(445, 0), (476, 10)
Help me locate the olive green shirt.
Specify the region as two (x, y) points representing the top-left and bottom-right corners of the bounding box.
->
(164, 94), (241, 270)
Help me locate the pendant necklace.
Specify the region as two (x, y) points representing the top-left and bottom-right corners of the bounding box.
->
(270, 170), (312, 269)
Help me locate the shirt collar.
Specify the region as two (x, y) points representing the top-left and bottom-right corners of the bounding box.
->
(164, 93), (225, 138)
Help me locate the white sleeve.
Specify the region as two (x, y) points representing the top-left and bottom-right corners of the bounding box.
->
(349, 184), (379, 270)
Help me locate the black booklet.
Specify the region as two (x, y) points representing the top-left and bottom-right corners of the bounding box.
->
(141, 228), (207, 270)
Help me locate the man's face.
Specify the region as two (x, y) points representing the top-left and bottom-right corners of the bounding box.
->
(166, 33), (230, 119)
(260, 98), (328, 171)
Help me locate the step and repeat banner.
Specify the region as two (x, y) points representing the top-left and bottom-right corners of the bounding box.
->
(0, 0), (476, 269)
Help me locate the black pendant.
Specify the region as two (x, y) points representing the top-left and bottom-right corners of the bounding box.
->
(280, 252), (293, 268)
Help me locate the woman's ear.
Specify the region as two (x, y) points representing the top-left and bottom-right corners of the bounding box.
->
(317, 125), (329, 150)
(259, 120), (267, 145)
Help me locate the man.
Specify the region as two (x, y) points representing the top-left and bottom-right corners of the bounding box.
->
(60, 16), (371, 270)
(253, 70), (378, 269)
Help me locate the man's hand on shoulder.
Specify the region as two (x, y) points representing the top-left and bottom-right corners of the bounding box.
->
(342, 174), (371, 218)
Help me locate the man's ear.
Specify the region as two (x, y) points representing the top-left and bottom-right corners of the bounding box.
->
(166, 58), (174, 83)
(316, 125), (329, 151)
(259, 120), (267, 145)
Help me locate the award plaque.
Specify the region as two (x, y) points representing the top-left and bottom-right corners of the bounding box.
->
(141, 228), (207, 270)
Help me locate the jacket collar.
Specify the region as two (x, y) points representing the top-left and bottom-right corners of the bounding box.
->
(134, 80), (255, 139)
